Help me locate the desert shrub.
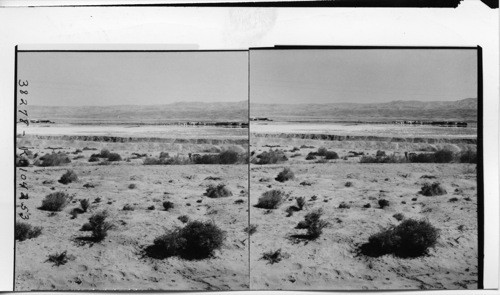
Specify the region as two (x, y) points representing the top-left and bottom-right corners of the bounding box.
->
(433, 149), (454, 163)
(16, 156), (30, 167)
(148, 205), (155, 210)
(88, 155), (100, 162)
(98, 149), (110, 158)
(143, 157), (167, 165)
(420, 182), (447, 196)
(244, 224), (258, 235)
(83, 147), (97, 151)
(393, 213), (405, 221)
(376, 150), (386, 157)
(73, 149), (82, 154)
(73, 155), (84, 160)
(300, 181), (312, 186)
(305, 153), (317, 160)
(317, 147), (328, 156)
(58, 170), (78, 185)
(360, 219), (440, 258)
(275, 167), (295, 182)
(295, 197), (306, 210)
(325, 151), (339, 160)
(338, 202), (350, 209)
(151, 221), (225, 260)
(255, 189), (284, 209)
(85, 210), (113, 242)
(98, 160), (111, 166)
(178, 215), (189, 223)
(459, 150), (477, 163)
(315, 158), (328, 164)
(107, 153), (122, 161)
(290, 147), (300, 152)
(378, 199), (390, 209)
(290, 153), (302, 158)
(15, 222), (42, 241)
(363, 203), (371, 208)
(193, 154), (219, 164)
(46, 251), (70, 266)
(218, 150), (239, 164)
(128, 183), (136, 189)
(261, 249), (284, 264)
(40, 192), (70, 211)
(255, 149), (288, 165)
(449, 197), (459, 202)
(205, 184), (232, 198)
(345, 181), (353, 187)
(80, 199), (90, 212)
(360, 154), (406, 163)
(296, 209), (328, 239)
(159, 152), (169, 158)
(122, 204), (134, 211)
(37, 153), (71, 167)
(163, 201), (174, 211)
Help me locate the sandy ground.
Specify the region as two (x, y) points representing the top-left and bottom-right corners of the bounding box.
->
(15, 141), (249, 291)
(249, 139), (478, 290)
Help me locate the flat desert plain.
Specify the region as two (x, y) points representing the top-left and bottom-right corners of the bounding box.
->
(249, 130), (478, 290)
(15, 131), (249, 291)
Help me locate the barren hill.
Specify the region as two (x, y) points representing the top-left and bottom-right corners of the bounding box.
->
(250, 98), (478, 123)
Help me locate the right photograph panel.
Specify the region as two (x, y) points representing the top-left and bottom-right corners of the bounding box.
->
(249, 48), (480, 290)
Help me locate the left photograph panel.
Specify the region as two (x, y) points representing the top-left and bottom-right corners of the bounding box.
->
(15, 49), (250, 291)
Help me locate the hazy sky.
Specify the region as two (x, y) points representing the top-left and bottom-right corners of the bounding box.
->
(250, 49), (477, 104)
(19, 51), (248, 106)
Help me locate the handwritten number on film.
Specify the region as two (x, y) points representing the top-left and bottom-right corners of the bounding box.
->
(18, 79), (30, 220)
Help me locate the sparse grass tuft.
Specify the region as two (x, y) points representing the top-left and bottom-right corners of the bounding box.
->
(58, 170), (78, 185)
(420, 182), (447, 196)
(244, 224), (258, 235)
(15, 222), (42, 241)
(360, 219), (440, 258)
(40, 192), (70, 211)
(275, 167), (295, 182)
(261, 249), (284, 264)
(205, 184), (233, 198)
(255, 189), (284, 209)
(46, 251), (70, 266)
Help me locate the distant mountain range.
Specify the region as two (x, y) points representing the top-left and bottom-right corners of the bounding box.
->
(25, 101), (248, 124)
(250, 98), (478, 122)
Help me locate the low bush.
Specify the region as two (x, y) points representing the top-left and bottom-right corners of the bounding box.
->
(159, 152), (169, 158)
(122, 204), (134, 211)
(275, 167), (295, 182)
(325, 151), (339, 160)
(261, 249), (284, 264)
(88, 155), (100, 162)
(16, 156), (30, 167)
(449, 197), (459, 202)
(363, 203), (371, 208)
(420, 182), (447, 196)
(409, 149), (455, 163)
(15, 222), (42, 241)
(80, 199), (90, 212)
(255, 189), (284, 209)
(459, 150), (477, 163)
(378, 199), (390, 209)
(178, 215), (189, 223)
(205, 184), (232, 198)
(148, 205), (155, 210)
(40, 192), (70, 211)
(393, 213), (405, 221)
(255, 149), (288, 165)
(317, 147), (328, 156)
(360, 154), (406, 163)
(338, 202), (350, 209)
(376, 150), (386, 157)
(295, 197), (306, 210)
(37, 153), (71, 167)
(360, 219), (440, 258)
(149, 220), (225, 260)
(305, 153), (317, 160)
(128, 183), (136, 189)
(345, 181), (353, 187)
(58, 170), (78, 185)
(163, 201), (174, 211)
(296, 209), (328, 240)
(107, 153), (122, 162)
(218, 150), (239, 164)
(81, 211), (113, 242)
